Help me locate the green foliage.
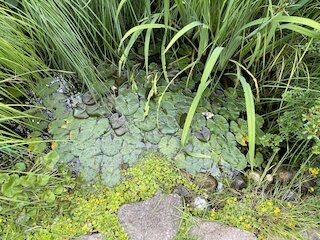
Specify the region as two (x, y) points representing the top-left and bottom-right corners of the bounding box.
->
(0, 151), (73, 236)
(3, 152), (203, 239)
(209, 193), (320, 239)
(278, 88), (319, 141)
(303, 104), (320, 154)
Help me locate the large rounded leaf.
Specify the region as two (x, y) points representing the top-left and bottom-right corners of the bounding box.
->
(115, 93), (139, 115)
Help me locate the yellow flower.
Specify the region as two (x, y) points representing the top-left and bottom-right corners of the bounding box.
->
(267, 201), (273, 206)
(309, 187), (315, 193)
(309, 167), (319, 177)
(233, 197), (238, 202)
(51, 141), (58, 150)
(239, 216), (244, 221)
(273, 207), (281, 214)
(287, 202), (292, 208)
(226, 199), (233, 204)
(210, 210), (215, 220)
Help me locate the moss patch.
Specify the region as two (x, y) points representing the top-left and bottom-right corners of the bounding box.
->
(12, 152), (203, 239)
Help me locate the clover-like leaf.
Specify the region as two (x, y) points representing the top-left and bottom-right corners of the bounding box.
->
(159, 136), (180, 158)
(14, 162), (26, 172)
(191, 112), (207, 132)
(230, 119), (248, 146)
(115, 93), (139, 115)
(209, 135), (223, 155)
(91, 118), (110, 138)
(220, 102), (240, 120)
(28, 138), (47, 153)
(224, 87), (238, 99)
(43, 151), (60, 171)
(160, 101), (176, 116)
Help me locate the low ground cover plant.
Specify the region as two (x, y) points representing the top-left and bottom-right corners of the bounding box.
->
(0, 0), (319, 239)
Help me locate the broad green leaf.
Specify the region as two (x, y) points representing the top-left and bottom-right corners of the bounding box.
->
(159, 136), (180, 158)
(1, 174), (22, 198)
(37, 174), (50, 187)
(159, 115), (179, 134)
(42, 190), (55, 203)
(101, 133), (124, 156)
(20, 174), (36, 188)
(115, 93), (139, 115)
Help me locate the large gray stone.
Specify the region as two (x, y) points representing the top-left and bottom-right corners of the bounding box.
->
(190, 220), (257, 240)
(117, 192), (182, 240)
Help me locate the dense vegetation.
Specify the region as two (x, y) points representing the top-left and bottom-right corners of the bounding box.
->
(0, 0), (319, 239)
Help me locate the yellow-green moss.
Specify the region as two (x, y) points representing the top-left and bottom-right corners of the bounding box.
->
(24, 152), (203, 240)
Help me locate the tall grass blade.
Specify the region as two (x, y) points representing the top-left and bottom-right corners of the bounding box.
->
(164, 21), (205, 53)
(239, 75), (256, 170)
(181, 47), (224, 146)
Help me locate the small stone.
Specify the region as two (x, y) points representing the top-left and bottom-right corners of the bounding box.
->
(173, 185), (193, 201)
(191, 196), (209, 211)
(248, 171), (260, 182)
(119, 163), (129, 170)
(115, 125), (129, 136)
(301, 228), (320, 240)
(231, 176), (247, 190)
(265, 174), (273, 183)
(190, 220), (257, 240)
(118, 192), (181, 240)
(82, 92), (99, 105)
(277, 168), (295, 183)
(194, 172), (217, 192)
(73, 108), (89, 119)
(194, 126), (211, 142)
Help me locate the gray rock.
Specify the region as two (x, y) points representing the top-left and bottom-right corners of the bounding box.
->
(190, 220), (257, 240)
(302, 229), (320, 240)
(76, 233), (105, 240)
(117, 192), (182, 240)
